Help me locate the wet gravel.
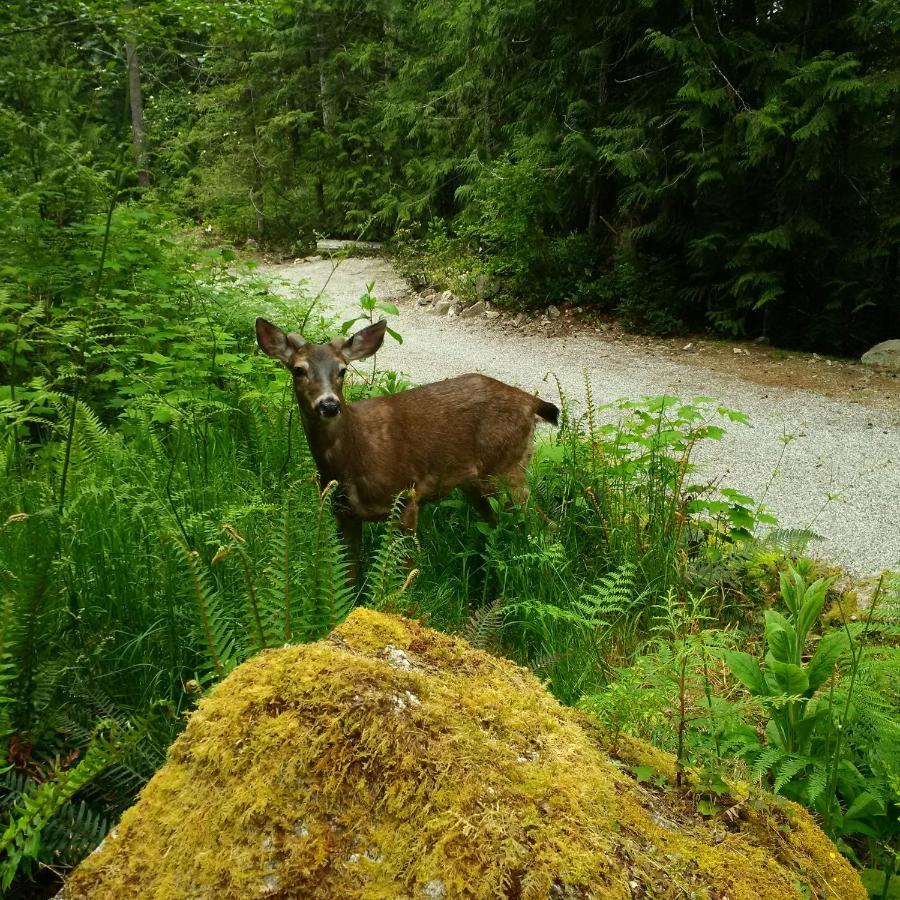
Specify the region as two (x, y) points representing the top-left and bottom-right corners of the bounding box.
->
(259, 254), (900, 577)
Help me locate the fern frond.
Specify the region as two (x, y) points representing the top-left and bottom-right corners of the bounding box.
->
(173, 539), (237, 679)
(0, 728), (118, 890)
(462, 596), (506, 650)
(364, 491), (418, 611)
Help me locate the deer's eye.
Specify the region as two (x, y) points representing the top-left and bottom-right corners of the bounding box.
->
(292, 365), (307, 378)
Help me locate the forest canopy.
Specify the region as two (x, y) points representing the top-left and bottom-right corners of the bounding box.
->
(1, 0), (898, 351)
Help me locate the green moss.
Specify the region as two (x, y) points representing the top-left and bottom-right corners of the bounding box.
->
(64, 609), (864, 899)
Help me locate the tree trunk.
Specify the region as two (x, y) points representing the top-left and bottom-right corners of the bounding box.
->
(247, 83), (265, 236)
(125, 37), (149, 186)
(317, 18), (335, 134)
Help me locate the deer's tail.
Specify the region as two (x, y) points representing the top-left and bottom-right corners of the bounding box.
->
(535, 399), (560, 427)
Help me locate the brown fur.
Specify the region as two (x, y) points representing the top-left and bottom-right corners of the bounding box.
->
(256, 317), (558, 580)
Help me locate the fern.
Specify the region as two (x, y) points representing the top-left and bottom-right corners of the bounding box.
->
(216, 525), (269, 653)
(461, 596), (506, 650)
(806, 763), (829, 805)
(174, 539), (237, 678)
(0, 728), (119, 890)
(0, 595), (16, 759)
(774, 754), (810, 792)
(574, 562), (641, 628)
(303, 481), (354, 639)
(364, 492), (419, 611)
(40, 799), (111, 867)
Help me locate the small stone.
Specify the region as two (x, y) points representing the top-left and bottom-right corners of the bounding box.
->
(461, 300), (485, 318)
(485, 310), (501, 320)
(574, 306), (584, 314)
(416, 295), (432, 307)
(682, 343), (693, 351)
(433, 300), (451, 315)
(440, 289), (455, 304)
(547, 305), (561, 319)
(424, 880), (447, 900)
(243, 237), (259, 251)
(447, 303), (460, 318)
(754, 335), (770, 344)
(513, 312), (527, 327)
(260, 873), (280, 894)
(384, 645), (414, 670)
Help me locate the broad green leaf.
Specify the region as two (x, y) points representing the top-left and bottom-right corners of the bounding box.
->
(807, 631), (848, 692)
(764, 609), (796, 662)
(795, 578), (829, 640)
(844, 791), (884, 822)
(724, 651), (765, 694)
(770, 660), (809, 696)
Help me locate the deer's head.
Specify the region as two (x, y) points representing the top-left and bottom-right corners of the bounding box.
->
(256, 318), (386, 419)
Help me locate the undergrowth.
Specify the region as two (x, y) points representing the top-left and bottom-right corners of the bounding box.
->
(0, 212), (896, 895)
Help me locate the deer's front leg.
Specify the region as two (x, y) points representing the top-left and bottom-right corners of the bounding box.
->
(337, 513), (362, 585)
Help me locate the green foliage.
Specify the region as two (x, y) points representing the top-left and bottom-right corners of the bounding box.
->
(135, 0), (898, 351)
(720, 567), (899, 883)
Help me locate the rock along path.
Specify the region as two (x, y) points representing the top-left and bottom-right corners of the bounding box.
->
(258, 252), (900, 577)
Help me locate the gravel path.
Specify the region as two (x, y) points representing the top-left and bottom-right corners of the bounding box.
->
(259, 254), (900, 577)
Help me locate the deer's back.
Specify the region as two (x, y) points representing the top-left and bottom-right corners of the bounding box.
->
(340, 374), (541, 516)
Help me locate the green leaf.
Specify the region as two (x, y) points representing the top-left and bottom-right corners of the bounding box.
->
(806, 631), (848, 692)
(385, 326), (403, 345)
(378, 302), (400, 316)
(795, 579), (829, 640)
(770, 660), (809, 696)
(724, 651), (765, 694)
(764, 609), (796, 663)
(844, 791), (884, 822)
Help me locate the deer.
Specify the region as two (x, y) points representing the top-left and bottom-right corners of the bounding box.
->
(256, 316), (559, 582)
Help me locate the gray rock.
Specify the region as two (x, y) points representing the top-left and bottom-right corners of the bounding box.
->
(316, 238), (383, 252)
(461, 300), (485, 319)
(513, 312), (527, 327)
(485, 310), (501, 320)
(861, 339), (900, 370)
(440, 289), (455, 304)
(423, 880), (446, 900)
(416, 295), (432, 307)
(547, 305), (561, 319)
(447, 303), (460, 318)
(475, 273), (499, 300)
(433, 300), (452, 315)
(243, 237), (260, 251)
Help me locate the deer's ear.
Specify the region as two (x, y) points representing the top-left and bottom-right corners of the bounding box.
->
(340, 320), (387, 362)
(256, 318), (299, 366)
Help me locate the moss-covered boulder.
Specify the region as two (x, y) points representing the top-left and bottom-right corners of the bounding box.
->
(64, 609), (863, 899)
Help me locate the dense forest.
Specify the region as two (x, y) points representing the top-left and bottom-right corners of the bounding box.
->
(2, 0), (898, 351)
(0, 2), (898, 897)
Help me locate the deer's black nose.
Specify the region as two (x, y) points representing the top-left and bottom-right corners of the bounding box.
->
(317, 398), (341, 418)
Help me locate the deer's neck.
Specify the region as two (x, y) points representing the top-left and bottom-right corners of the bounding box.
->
(300, 405), (356, 484)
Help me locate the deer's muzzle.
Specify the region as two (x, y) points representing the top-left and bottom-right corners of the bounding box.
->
(316, 397), (342, 418)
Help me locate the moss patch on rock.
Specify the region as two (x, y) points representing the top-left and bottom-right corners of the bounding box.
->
(64, 609), (863, 899)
